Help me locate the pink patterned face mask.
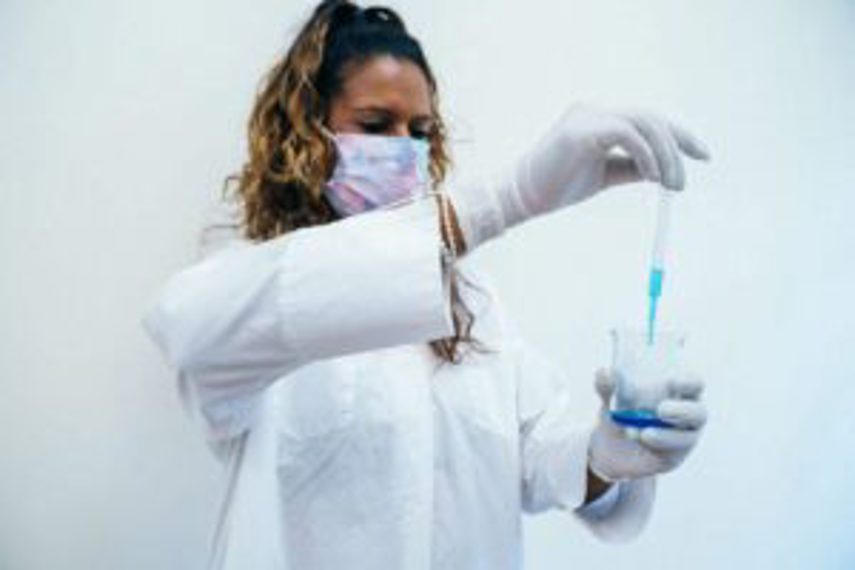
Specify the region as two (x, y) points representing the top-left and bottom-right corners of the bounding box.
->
(322, 130), (432, 217)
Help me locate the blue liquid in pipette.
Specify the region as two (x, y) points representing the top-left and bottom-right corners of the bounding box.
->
(647, 267), (663, 346)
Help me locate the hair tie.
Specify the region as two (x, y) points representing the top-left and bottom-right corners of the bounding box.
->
(362, 7), (406, 32)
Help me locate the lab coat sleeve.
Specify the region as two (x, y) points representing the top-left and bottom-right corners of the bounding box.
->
(141, 196), (456, 441)
(573, 475), (657, 543)
(511, 333), (656, 542)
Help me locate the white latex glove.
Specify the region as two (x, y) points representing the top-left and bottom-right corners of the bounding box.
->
(451, 103), (711, 252)
(587, 367), (708, 483)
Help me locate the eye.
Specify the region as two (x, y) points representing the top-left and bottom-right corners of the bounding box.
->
(411, 129), (430, 140)
(360, 121), (389, 134)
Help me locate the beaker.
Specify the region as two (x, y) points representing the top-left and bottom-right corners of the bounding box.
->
(609, 327), (686, 429)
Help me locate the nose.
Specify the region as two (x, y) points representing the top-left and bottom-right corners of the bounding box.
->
(390, 122), (410, 138)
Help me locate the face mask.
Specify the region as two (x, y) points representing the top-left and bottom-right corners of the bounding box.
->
(321, 128), (432, 217)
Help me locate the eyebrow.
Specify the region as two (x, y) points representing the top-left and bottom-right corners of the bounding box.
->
(353, 105), (433, 122)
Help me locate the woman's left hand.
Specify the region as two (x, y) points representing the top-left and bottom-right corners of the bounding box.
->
(587, 368), (708, 482)
(448, 103), (711, 253)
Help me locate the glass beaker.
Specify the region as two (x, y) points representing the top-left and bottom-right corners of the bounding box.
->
(609, 327), (686, 429)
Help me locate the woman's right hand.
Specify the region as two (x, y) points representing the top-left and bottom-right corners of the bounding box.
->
(450, 103), (711, 252)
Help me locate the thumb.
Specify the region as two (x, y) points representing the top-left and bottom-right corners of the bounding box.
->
(594, 368), (617, 415)
(603, 156), (648, 187)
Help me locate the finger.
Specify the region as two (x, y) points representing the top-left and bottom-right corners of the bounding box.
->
(657, 399), (708, 429)
(594, 367), (617, 411)
(667, 373), (705, 400)
(598, 121), (662, 183)
(624, 112), (684, 191)
(650, 116), (685, 191)
(667, 119), (711, 161)
(639, 426), (700, 452)
(625, 426), (642, 441)
(602, 156), (645, 186)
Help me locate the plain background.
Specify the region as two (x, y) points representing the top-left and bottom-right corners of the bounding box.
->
(2, 0), (854, 568)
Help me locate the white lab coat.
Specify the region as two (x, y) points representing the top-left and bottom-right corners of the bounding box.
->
(141, 194), (656, 570)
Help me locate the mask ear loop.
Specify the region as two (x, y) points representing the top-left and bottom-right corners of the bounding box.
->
(319, 123), (337, 142)
(317, 123), (339, 216)
(377, 179), (441, 211)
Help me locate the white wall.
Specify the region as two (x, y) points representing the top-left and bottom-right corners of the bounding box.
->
(2, 0), (853, 568)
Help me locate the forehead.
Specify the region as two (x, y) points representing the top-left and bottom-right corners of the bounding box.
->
(335, 55), (432, 116)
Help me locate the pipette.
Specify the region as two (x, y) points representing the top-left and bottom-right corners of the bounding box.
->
(609, 188), (678, 429)
(647, 187), (673, 345)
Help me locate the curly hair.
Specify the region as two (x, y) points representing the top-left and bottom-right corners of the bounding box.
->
(219, 0), (493, 365)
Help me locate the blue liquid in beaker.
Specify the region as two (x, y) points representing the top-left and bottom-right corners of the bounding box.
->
(610, 409), (675, 429)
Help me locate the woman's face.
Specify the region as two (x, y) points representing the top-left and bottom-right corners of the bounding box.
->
(327, 55), (434, 141)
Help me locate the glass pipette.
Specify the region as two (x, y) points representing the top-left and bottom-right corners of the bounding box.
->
(647, 187), (673, 345)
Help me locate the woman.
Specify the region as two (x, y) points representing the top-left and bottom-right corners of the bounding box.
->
(142, 1), (710, 568)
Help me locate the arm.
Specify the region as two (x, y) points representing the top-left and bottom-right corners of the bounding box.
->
(443, 104), (710, 253)
(141, 195), (458, 441)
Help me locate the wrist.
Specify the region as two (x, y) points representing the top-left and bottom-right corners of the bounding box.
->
(585, 465), (616, 504)
(586, 428), (622, 485)
(493, 153), (536, 229)
(446, 177), (506, 252)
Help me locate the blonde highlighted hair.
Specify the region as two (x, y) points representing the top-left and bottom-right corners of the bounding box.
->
(219, 0), (491, 364)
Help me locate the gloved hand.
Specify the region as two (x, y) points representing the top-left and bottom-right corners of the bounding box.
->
(587, 367), (708, 483)
(450, 103), (711, 252)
